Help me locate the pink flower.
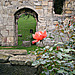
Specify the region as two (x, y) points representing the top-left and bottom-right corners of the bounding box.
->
(32, 31), (47, 44)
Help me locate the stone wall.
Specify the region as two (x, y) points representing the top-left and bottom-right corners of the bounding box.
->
(53, 0), (75, 25)
(0, 0), (54, 46)
(0, 0), (75, 46)
(63, 0), (75, 16)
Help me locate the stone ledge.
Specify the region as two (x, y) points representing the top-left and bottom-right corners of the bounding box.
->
(9, 54), (37, 66)
(22, 41), (31, 47)
(0, 52), (13, 63)
(0, 50), (27, 55)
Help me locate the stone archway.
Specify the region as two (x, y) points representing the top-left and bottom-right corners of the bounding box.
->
(14, 7), (38, 46)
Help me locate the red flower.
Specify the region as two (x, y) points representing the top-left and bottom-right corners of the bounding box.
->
(69, 24), (71, 26)
(56, 24), (58, 26)
(57, 46), (60, 50)
(32, 31), (47, 44)
(45, 50), (47, 52)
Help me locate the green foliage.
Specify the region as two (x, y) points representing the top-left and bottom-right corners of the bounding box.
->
(18, 15), (36, 46)
(30, 45), (75, 75)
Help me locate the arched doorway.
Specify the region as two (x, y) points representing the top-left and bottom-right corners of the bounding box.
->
(14, 8), (38, 46)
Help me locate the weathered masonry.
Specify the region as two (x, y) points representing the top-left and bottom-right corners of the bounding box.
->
(0, 0), (75, 46)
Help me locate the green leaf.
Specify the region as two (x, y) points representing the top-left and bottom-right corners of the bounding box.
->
(71, 49), (75, 52)
(69, 71), (73, 75)
(49, 47), (53, 51)
(57, 42), (64, 44)
(60, 33), (64, 36)
(53, 46), (57, 50)
(45, 46), (50, 49)
(62, 54), (71, 58)
(40, 60), (46, 64)
(64, 67), (70, 71)
(64, 49), (71, 53)
(60, 48), (63, 52)
(57, 52), (63, 59)
(57, 60), (61, 63)
(42, 56), (49, 59)
(57, 70), (67, 73)
(72, 70), (75, 74)
(32, 60), (39, 66)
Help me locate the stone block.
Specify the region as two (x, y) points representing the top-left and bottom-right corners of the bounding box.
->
(18, 0), (22, 1)
(0, 6), (2, 10)
(48, 9), (52, 14)
(34, 0), (38, 1)
(11, 1), (19, 5)
(6, 25), (14, 31)
(36, 9), (43, 16)
(48, 2), (53, 6)
(53, 21), (59, 25)
(2, 37), (7, 43)
(35, 5), (43, 9)
(47, 20), (52, 25)
(68, 3), (71, 8)
(1, 30), (8, 37)
(38, 25), (46, 30)
(43, 9), (47, 16)
(22, 41), (31, 47)
(38, 17), (45, 21)
(42, 1), (48, 6)
(2, 42), (14, 46)
(2, 14), (8, 18)
(5, 2), (10, 6)
(3, 22), (8, 26)
(43, 6), (48, 9)
(9, 30), (15, 36)
(7, 37), (14, 43)
(9, 54), (36, 65)
(65, 11), (72, 14)
(8, 21), (14, 26)
(6, 26), (14, 31)
(34, 1), (42, 5)
(0, 52), (13, 63)
(38, 0), (43, 1)
(0, 26), (6, 30)
(0, 50), (27, 55)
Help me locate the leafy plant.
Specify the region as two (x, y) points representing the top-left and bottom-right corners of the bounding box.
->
(29, 45), (75, 75)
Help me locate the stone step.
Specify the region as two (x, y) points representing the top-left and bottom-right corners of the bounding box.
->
(0, 52), (13, 63)
(9, 54), (37, 66)
(0, 50), (27, 55)
(0, 51), (42, 75)
(0, 50), (27, 63)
